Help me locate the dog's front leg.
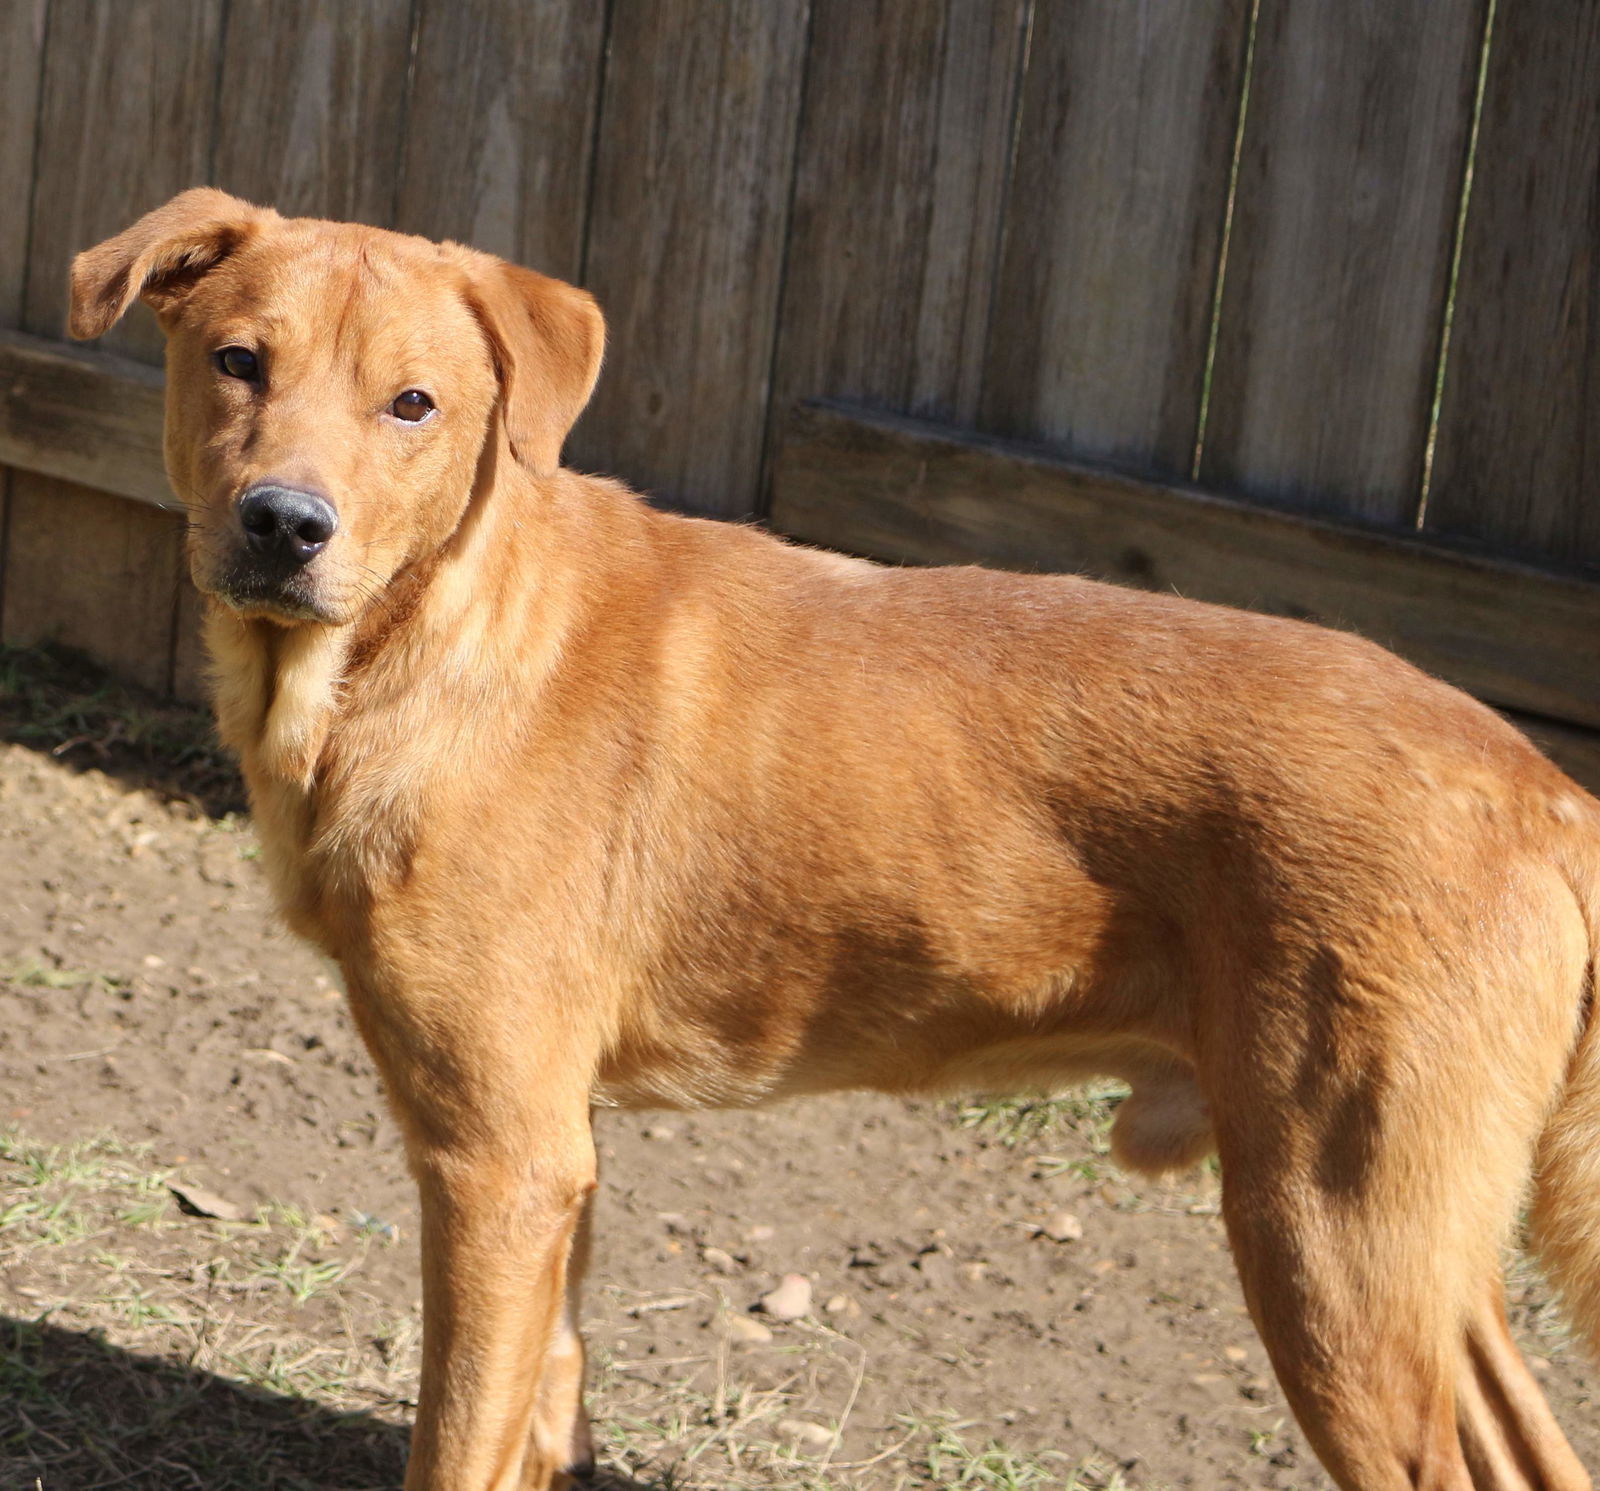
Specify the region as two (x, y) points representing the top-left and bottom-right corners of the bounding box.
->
(402, 1098), (597, 1491)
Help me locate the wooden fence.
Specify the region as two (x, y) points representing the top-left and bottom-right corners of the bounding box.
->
(3, 1), (1600, 780)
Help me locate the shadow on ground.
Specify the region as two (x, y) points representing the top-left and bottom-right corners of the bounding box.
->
(0, 642), (245, 818)
(0, 1316), (656, 1491)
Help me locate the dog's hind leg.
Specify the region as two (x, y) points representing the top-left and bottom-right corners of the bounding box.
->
(1455, 1289), (1589, 1488)
(1209, 957), (1587, 1488)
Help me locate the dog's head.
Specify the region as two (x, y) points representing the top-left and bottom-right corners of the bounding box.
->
(70, 188), (604, 626)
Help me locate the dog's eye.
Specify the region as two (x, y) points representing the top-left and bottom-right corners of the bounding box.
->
(216, 346), (259, 381)
(391, 389), (435, 423)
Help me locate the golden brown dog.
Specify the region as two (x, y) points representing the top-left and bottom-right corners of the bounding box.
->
(71, 189), (1600, 1489)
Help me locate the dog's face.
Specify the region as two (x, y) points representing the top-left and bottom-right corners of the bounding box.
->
(69, 189), (604, 627)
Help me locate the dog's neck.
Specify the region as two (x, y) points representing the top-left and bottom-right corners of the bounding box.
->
(204, 461), (594, 796)
(202, 615), (345, 788)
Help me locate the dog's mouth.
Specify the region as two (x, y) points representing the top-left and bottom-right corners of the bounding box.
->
(208, 564), (341, 625)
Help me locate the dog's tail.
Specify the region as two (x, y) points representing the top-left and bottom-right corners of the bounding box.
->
(1529, 831), (1600, 1352)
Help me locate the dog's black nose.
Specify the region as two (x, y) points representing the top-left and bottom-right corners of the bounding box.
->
(237, 484), (338, 566)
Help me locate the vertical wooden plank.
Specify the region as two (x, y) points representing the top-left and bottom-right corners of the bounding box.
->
(1427, 4), (1600, 569)
(24, 0), (223, 361)
(569, 0), (810, 517)
(1200, 0), (1486, 522)
(978, 0), (1249, 480)
(163, 0), (420, 699)
(0, 0), (50, 634)
(6, 0), (223, 694)
(0, 0), (48, 325)
(172, 580), (210, 704)
(210, 0), (416, 224)
(5, 479), (183, 689)
(396, 0), (606, 279)
(766, 0), (1027, 455)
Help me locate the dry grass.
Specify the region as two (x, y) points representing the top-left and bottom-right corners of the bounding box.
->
(0, 1132), (412, 1489)
(0, 642), (244, 817)
(0, 1131), (1086, 1490)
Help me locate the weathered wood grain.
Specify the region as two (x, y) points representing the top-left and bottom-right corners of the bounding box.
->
(569, 0), (810, 517)
(8, 0), (223, 693)
(0, 0), (48, 325)
(978, 0), (1249, 479)
(211, 0), (416, 223)
(171, 579), (210, 705)
(0, 331), (168, 507)
(4, 476), (184, 694)
(25, 0), (223, 361)
(769, 402), (1600, 730)
(1426, 2), (1600, 568)
(397, 0), (606, 277)
(1200, 0), (1486, 521)
(766, 0), (1027, 459)
(0, 0), (48, 635)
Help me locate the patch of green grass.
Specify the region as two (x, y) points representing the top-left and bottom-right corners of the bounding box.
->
(911, 1416), (1120, 1490)
(5, 955), (131, 996)
(954, 1082), (1128, 1151)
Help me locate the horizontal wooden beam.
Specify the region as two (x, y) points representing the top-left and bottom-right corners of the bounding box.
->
(769, 400), (1600, 731)
(0, 329), (169, 507)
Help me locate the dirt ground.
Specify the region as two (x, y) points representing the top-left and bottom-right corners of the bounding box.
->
(0, 645), (1596, 1490)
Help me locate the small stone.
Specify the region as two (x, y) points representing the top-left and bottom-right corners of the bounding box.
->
(757, 1273), (813, 1321)
(168, 1181), (245, 1222)
(724, 1315), (772, 1344)
(1042, 1210), (1083, 1243)
(657, 1211), (690, 1234)
(777, 1418), (834, 1450)
(644, 1124), (676, 1141)
(1241, 1375), (1272, 1401)
(141, 954), (166, 969)
(1222, 1345), (1249, 1363)
(701, 1245), (739, 1274)
(824, 1293), (849, 1314)
(746, 1223), (775, 1242)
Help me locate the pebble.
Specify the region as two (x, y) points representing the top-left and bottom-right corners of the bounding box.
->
(167, 1181), (245, 1222)
(1042, 1210), (1083, 1243)
(643, 1124), (676, 1141)
(776, 1418), (834, 1450)
(1222, 1345), (1249, 1363)
(746, 1223), (775, 1242)
(823, 1293), (850, 1315)
(724, 1314), (773, 1344)
(701, 1245), (740, 1274)
(757, 1273), (813, 1321)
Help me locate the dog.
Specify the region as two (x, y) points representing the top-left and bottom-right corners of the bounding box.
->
(70, 188), (1600, 1490)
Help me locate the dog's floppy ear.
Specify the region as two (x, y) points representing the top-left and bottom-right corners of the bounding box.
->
(69, 187), (271, 341)
(456, 249), (606, 475)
